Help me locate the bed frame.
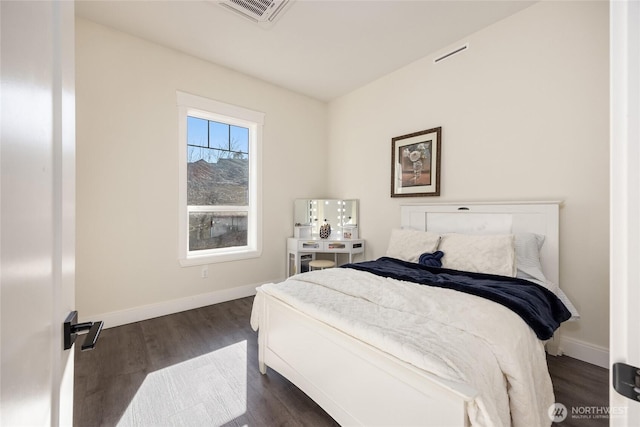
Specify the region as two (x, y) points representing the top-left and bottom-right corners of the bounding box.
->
(256, 202), (561, 426)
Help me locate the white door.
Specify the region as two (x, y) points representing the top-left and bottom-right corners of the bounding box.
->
(1, 1), (76, 425)
(610, 0), (640, 425)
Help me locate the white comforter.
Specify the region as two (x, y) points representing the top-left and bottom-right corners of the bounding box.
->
(251, 268), (554, 427)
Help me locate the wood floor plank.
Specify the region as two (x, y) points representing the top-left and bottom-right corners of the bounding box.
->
(75, 297), (608, 426)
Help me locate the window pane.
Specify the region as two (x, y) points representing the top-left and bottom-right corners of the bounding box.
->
(209, 121), (229, 150)
(230, 126), (249, 154)
(187, 149), (249, 206)
(189, 211), (247, 251)
(187, 116), (208, 147)
(188, 145), (218, 163)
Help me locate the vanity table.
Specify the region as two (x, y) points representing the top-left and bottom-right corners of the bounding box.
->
(287, 237), (365, 277)
(287, 198), (364, 277)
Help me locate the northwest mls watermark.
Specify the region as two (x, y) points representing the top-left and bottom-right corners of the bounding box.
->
(548, 402), (627, 422)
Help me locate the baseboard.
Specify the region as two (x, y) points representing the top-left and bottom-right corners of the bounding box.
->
(559, 336), (609, 369)
(87, 282), (268, 329)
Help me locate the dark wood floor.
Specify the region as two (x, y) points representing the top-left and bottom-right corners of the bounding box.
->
(75, 297), (609, 426)
(547, 353), (609, 426)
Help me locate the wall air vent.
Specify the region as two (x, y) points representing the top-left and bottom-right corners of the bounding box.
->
(218, 0), (293, 28)
(434, 43), (469, 64)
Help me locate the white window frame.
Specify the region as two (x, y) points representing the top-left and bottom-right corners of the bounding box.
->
(177, 91), (264, 266)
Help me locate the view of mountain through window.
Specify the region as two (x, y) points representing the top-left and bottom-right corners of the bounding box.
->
(187, 116), (249, 251)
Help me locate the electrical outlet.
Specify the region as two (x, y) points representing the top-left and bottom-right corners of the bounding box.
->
(201, 266), (208, 279)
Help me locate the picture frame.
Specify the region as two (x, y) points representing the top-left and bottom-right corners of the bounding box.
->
(391, 127), (441, 197)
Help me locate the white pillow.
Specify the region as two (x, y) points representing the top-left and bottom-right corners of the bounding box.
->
(514, 233), (548, 283)
(386, 229), (441, 263)
(439, 233), (517, 277)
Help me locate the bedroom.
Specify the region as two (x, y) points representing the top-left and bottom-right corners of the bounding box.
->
(73, 0), (608, 367)
(2, 0), (631, 425)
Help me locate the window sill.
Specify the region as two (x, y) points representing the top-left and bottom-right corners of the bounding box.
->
(179, 248), (261, 267)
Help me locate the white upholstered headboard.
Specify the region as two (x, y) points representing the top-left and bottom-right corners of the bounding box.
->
(400, 202), (561, 285)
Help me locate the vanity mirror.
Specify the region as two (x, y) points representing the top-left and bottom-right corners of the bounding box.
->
(294, 199), (358, 238)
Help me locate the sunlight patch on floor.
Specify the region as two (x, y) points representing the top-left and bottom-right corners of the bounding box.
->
(117, 340), (247, 426)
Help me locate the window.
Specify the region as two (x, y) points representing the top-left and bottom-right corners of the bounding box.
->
(177, 92), (264, 266)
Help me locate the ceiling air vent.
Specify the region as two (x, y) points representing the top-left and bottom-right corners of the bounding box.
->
(434, 43), (469, 64)
(218, 0), (293, 28)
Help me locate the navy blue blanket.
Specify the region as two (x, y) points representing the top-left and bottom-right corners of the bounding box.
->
(341, 257), (571, 340)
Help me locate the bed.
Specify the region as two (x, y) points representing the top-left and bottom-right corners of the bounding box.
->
(251, 202), (577, 426)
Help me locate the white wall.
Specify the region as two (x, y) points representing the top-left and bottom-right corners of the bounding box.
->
(327, 1), (610, 358)
(75, 18), (327, 323)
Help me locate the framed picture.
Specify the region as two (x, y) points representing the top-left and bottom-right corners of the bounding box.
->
(391, 127), (441, 197)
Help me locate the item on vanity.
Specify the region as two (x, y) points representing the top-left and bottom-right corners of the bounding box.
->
(294, 224), (313, 238)
(319, 222), (332, 239)
(342, 225), (358, 239)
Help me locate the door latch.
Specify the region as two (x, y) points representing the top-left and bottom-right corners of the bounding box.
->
(63, 311), (103, 351)
(613, 362), (640, 401)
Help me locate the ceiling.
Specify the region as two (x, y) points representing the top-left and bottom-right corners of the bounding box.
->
(75, 0), (536, 102)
